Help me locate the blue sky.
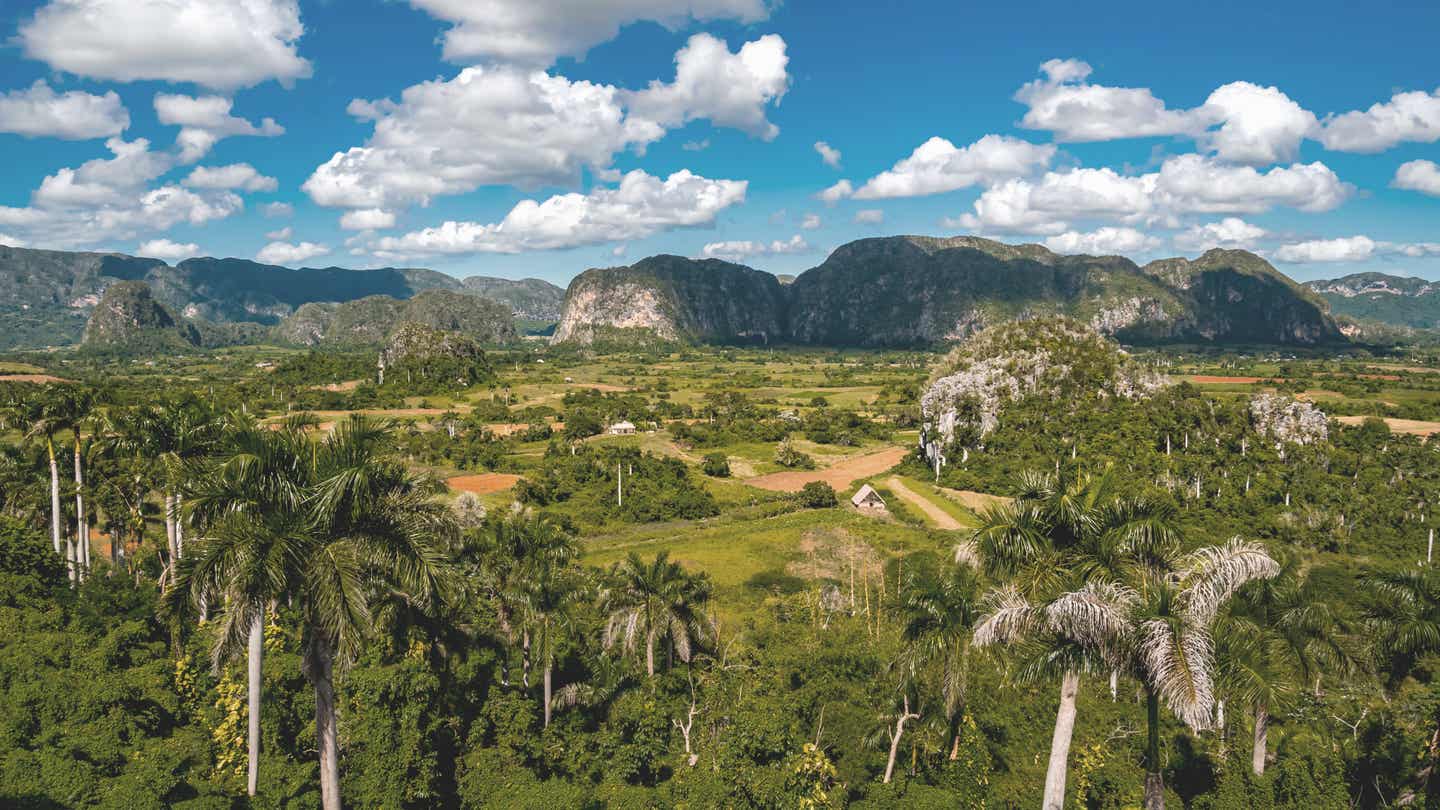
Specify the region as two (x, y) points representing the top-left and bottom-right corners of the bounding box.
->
(0, 0), (1437, 284)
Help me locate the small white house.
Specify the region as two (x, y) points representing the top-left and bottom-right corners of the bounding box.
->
(607, 420), (637, 435)
(851, 484), (886, 511)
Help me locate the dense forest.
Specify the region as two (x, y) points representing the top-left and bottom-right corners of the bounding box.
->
(2, 321), (1440, 809)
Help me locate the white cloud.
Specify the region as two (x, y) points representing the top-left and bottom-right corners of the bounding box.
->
(854, 134), (1056, 199)
(1393, 160), (1440, 197)
(1275, 236), (1376, 263)
(155, 94), (284, 163)
(265, 225), (293, 241)
(853, 209), (884, 225)
(1198, 82), (1317, 165)
(367, 169), (746, 257)
(952, 155), (1351, 235)
(624, 33), (788, 140)
(257, 240), (329, 265)
(700, 233), (808, 261)
(1317, 89), (1440, 153)
(18, 0), (312, 90)
(1044, 226), (1160, 255)
(263, 202), (293, 218)
(814, 141), (841, 168)
(1173, 218), (1267, 251)
(33, 136), (173, 207)
(682, 138), (710, 151)
(0, 80), (128, 139)
(137, 238), (201, 261)
(816, 179), (853, 204)
(339, 208), (398, 231)
(0, 233), (28, 247)
(800, 213), (821, 230)
(611, 244), (627, 257)
(406, 0), (768, 67)
(182, 163), (278, 192)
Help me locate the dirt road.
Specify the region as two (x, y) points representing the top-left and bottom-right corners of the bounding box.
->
(885, 477), (963, 529)
(745, 446), (908, 493)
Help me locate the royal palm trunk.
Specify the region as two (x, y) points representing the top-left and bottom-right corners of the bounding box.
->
(1144, 689), (1165, 810)
(306, 635), (342, 810)
(1043, 670), (1081, 810)
(1252, 703), (1268, 776)
(248, 614), (264, 796)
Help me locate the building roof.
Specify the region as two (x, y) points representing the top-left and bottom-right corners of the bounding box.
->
(609, 420), (636, 430)
(851, 484), (885, 507)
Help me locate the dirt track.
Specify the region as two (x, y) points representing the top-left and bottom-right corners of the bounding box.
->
(745, 446), (908, 493)
(446, 473), (522, 494)
(0, 374), (70, 384)
(885, 477), (962, 529)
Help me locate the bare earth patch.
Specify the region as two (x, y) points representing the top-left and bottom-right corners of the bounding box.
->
(446, 473), (522, 494)
(0, 374), (70, 384)
(746, 446), (908, 493)
(1187, 375), (1267, 384)
(885, 477), (962, 529)
(1335, 416), (1440, 437)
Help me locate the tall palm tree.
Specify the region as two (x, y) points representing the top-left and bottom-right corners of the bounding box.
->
(46, 387), (94, 580)
(899, 558), (983, 761)
(6, 390), (65, 568)
(520, 556), (587, 728)
(1216, 556), (1353, 775)
(602, 551), (714, 678)
(172, 414), (309, 798)
(968, 464), (1177, 809)
(1365, 567), (1440, 802)
(471, 509), (576, 686)
(987, 539), (1278, 810)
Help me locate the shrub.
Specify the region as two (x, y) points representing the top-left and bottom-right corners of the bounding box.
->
(701, 452), (731, 477)
(775, 438), (815, 469)
(797, 481), (838, 509)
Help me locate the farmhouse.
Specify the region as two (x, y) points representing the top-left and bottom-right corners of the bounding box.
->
(607, 420), (637, 435)
(851, 484), (886, 511)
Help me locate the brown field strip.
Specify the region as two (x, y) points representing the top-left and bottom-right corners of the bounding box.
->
(446, 473), (522, 494)
(1335, 416), (1440, 437)
(745, 446), (909, 493)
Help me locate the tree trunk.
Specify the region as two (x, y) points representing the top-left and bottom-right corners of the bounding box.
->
(164, 492), (178, 585)
(522, 630), (531, 688)
(74, 439), (87, 579)
(883, 699), (916, 784)
(1043, 670), (1081, 810)
(1252, 702), (1268, 776)
(646, 628), (656, 678)
(248, 614), (264, 796)
(48, 440), (62, 556)
(543, 663), (553, 729)
(1144, 689), (1165, 810)
(306, 636), (342, 810)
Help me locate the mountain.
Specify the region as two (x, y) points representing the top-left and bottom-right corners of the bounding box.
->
(80, 280), (199, 352)
(273, 290), (517, 347)
(459, 276), (566, 321)
(552, 255), (787, 345)
(552, 236), (1345, 348)
(1305, 272), (1440, 329)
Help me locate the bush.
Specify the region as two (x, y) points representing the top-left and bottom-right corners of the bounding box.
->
(701, 452), (731, 477)
(746, 569), (807, 594)
(775, 438), (815, 469)
(797, 481), (838, 509)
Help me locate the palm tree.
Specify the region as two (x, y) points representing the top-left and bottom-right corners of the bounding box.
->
(147, 399), (222, 568)
(989, 539), (1278, 810)
(898, 558), (983, 761)
(968, 464), (1177, 809)
(172, 414), (309, 797)
(471, 509), (576, 686)
(1217, 555), (1353, 775)
(47, 387), (94, 580)
(6, 390), (65, 569)
(602, 551), (714, 678)
(1366, 567), (1440, 801)
(520, 556), (587, 728)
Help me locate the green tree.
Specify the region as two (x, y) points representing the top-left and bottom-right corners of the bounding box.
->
(899, 559), (982, 762)
(602, 551), (713, 678)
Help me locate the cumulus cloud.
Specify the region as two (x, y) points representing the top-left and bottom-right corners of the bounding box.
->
(265, 225), (293, 241)
(154, 94), (284, 163)
(816, 179), (853, 204)
(257, 240), (329, 265)
(1173, 218), (1268, 251)
(951, 155), (1351, 235)
(182, 163), (278, 192)
(854, 134), (1056, 199)
(137, 238), (201, 261)
(406, 0), (769, 67)
(624, 33), (788, 140)
(0, 137), (244, 249)
(800, 213), (821, 230)
(814, 141), (841, 168)
(0, 81), (128, 139)
(263, 202), (293, 218)
(700, 233), (808, 260)
(1274, 236), (1376, 263)
(304, 35), (787, 210)
(1044, 226), (1160, 255)
(0, 233), (28, 247)
(1317, 89), (1440, 153)
(682, 139), (710, 151)
(339, 208), (398, 231)
(1393, 160), (1440, 197)
(853, 209), (884, 224)
(1198, 82), (1317, 165)
(18, 0), (312, 90)
(366, 169), (746, 257)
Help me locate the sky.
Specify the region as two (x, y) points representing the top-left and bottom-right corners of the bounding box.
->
(0, 0), (1437, 285)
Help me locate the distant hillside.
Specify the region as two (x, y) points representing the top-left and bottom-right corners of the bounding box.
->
(1306, 272), (1440, 329)
(551, 236), (1344, 348)
(552, 255), (786, 345)
(80, 280), (198, 353)
(460, 276), (565, 321)
(0, 244), (548, 350)
(274, 290), (516, 347)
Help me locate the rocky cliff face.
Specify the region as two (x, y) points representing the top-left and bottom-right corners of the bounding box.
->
(81, 280), (198, 351)
(460, 276), (566, 321)
(552, 255), (786, 344)
(1304, 272), (1440, 329)
(552, 236), (1346, 348)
